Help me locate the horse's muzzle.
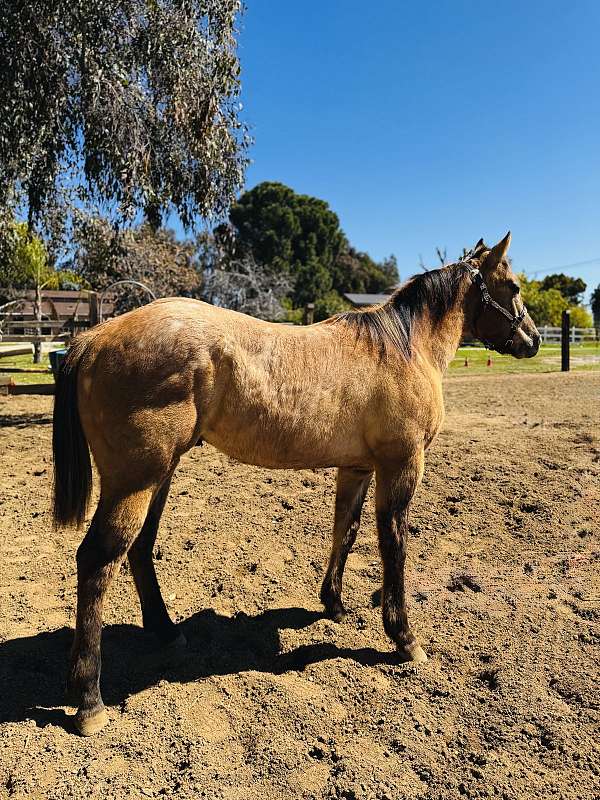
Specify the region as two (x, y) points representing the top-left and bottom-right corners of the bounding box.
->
(514, 331), (540, 359)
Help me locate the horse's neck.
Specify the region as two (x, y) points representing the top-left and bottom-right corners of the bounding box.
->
(419, 275), (469, 373)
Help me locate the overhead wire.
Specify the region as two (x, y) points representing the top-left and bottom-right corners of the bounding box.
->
(521, 257), (600, 277)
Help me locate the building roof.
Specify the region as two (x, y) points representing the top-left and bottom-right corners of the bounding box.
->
(343, 292), (390, 307)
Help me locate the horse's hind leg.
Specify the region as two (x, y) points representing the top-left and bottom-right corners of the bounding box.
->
(67, 487), (154, 736)
(128, 474), (185, 647)
(320, 468), (373, 621)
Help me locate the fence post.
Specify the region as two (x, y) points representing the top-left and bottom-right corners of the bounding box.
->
(561, 309), (570, 372)
(303, 302), (315, 326)
(88, 291), (99, 326)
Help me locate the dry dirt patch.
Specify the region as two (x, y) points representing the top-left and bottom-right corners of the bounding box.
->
(0, 372), (599, 800)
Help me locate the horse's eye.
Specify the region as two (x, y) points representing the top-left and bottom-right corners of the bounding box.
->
(509, 281), (520, 295)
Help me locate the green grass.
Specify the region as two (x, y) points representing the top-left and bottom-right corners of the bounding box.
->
(451, 342), (600, 375)
(0, 352), (55, 384)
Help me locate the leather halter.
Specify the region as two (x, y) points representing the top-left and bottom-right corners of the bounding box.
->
(460, 262), (528, 355)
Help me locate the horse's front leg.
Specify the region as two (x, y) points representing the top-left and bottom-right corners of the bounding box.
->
(376, 452), (427, 663)
(128, 474), (186, 648)
(320, 468), (373, 621)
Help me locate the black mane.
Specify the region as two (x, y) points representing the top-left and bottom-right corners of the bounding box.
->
(329, 262), (470, 358)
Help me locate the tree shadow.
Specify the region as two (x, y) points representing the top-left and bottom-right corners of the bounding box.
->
(0, 606), (404, 731)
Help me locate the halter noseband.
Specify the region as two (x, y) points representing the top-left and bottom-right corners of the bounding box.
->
(460, 261), (528, 355)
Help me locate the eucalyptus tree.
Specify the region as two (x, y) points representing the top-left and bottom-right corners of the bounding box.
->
(0, 0), (248, 245)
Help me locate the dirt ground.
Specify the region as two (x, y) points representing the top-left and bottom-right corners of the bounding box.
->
(0, 372), (599, 800)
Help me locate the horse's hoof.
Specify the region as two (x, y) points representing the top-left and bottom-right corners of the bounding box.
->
(73, 706), (109, 737)
(324, 603), (346, 623)
(397, 641), (428, 664)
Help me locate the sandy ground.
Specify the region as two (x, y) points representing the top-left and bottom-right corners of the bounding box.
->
(0, 372), (599, 800)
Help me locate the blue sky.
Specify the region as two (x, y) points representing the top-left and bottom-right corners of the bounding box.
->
(237, 0), (600, 300)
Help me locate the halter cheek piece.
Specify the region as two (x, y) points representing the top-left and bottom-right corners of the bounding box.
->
(460, 263), (528, 355)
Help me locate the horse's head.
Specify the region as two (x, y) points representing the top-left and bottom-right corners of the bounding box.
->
(465, 233), (540, 358)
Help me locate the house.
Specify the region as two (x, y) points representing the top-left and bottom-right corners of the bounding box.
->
(343, 292), (393, 308)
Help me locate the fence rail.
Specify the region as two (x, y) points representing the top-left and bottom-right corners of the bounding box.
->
(0, 289), (104, 361)
(539, 325), (597, 344)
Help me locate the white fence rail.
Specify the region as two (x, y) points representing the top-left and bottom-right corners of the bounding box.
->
(539, 326), (597, 344)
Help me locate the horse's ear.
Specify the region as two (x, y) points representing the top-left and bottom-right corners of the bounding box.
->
(474, 238), (485, 250)
(485, 231), (511, 270)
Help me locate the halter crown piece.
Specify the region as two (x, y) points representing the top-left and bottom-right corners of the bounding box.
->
(458, 255), (528, 355)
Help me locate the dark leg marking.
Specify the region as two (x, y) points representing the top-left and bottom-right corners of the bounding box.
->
(128, 475), (184, 646)
(67, 488), (154, 735)
(376, 456), (427, 662)
(320, 468), (373, 621)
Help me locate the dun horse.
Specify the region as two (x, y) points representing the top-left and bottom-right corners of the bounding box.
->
(53, 233), (539, 735)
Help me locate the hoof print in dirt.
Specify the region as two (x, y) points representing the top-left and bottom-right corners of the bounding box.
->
(477, 667), (500, 691)
(447, 573), (483, 593)
(519, 501), (541, 514)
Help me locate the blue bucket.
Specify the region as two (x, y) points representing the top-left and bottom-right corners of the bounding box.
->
(49, 348), (68, 377)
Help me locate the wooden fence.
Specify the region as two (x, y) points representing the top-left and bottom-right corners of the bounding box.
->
(538, 325), (597, 344)
(0, 289), (115, 361)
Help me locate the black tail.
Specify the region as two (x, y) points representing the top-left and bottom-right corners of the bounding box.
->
(52, 345), (92, 528)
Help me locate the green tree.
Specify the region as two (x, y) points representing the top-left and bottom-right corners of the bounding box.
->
(519, 274), (568, 326)
(228, 182), (398, 309)
(313, 290), (351, 322)
(331, 246), (398, 295)
(540, 273), (587, 305)
(0, 1), (247, 241)
(229, 182), (345, 305)
(0, 222), (47, 291)
(294, 258), (334, 307)
(568, 305), (593, 328)
(0, 221), (81, 302)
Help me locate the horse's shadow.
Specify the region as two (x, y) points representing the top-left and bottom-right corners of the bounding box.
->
(0, 606), (403, 730)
